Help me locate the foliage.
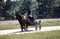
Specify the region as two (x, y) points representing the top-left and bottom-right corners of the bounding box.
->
(0, 0), (60, 20)
(38, 0), (60, 18)
(0, 17), (5, 21)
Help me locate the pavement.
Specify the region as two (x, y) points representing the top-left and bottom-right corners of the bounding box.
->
(0, 26), (60, 36)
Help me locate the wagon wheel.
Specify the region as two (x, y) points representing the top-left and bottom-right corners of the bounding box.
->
(35, 20), (41, 30)
(35, 21), (38, 30)
(39, 20), (41, 30)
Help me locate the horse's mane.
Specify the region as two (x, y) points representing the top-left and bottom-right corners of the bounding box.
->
(15, 13), (31, 26)
(16, 13), (28, 21)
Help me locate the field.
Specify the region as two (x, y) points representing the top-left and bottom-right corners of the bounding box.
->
(42, 21), (60, 26)
(0, 30), (60, 39)
(0, 21), (60, 30)
(0, 21), (60, 39)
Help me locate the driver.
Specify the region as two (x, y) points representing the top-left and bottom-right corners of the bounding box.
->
(27, 10), (35, 23)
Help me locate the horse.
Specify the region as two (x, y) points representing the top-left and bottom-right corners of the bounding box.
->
(15, 13), (41, 32)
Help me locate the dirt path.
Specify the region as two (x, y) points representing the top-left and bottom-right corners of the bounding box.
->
(0, 26), (60, 36)
(0, 18), (60, 25)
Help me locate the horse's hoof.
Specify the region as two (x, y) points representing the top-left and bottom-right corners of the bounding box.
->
(21, 30), (24, 32)
(39, 26), (41, 30)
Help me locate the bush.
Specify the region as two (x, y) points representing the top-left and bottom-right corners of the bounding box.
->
(0, 17), (5, 21)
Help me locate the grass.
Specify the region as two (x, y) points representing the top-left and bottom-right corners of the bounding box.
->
(0, 21), (60, 30)
(42, 21), (60, 27)
(0, 30), (60, 39)
(0, 24), (20, 30)
(0, 24), (34, 30)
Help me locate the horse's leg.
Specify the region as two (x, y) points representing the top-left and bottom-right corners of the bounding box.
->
(18, 21), (24, 32)
(35, 24), (38, 30)
(21, 25), (24, 32)
(24, 25), (28, 31)
(39, 20), (41, 30)
(26, 25), (28, 31)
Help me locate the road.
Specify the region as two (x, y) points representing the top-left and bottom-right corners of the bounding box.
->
(0, 26), (60, 36)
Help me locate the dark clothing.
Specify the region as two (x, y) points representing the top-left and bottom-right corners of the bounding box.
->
(27, 10), (35, 24)
(27, 10), (31, 17)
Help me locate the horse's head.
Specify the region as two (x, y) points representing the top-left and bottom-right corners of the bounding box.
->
(15, 13), (27, 20)
(15, 13), (22, 20)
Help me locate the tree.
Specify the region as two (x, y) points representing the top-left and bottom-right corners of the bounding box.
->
(36, 0), (56, 18)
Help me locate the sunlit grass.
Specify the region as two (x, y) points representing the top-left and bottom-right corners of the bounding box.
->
(42, 21), (60, 27)
(0, 24), (34, 30)
(0, 24), (20, 30)
(0, 30), (60, 39)
(0, 21), (60, 30)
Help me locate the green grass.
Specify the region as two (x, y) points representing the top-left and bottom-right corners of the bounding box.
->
(0, 30), (60, 39)
(0, 24), (34, 30)
(0, 24), (20, 30)
(42, 21), (60, 27)
(0, 21), (60, 30)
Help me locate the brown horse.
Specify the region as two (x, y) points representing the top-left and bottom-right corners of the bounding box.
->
(15, 13), (41, 32)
